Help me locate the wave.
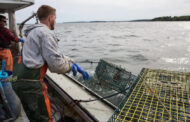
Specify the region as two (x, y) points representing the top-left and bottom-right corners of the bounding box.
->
(129, 54), (148, 62)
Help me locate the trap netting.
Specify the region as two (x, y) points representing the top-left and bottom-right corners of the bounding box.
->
(108, 68), (190, 122)
(95, 59), (137, 92)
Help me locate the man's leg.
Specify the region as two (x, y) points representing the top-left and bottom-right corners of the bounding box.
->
(13, 81), (51, 122)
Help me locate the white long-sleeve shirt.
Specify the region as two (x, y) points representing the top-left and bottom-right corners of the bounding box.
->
(22, 23), (72, 74)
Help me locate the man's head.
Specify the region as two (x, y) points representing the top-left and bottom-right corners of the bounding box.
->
(37, 5), (56, 30)
(0, 15), (7, 27)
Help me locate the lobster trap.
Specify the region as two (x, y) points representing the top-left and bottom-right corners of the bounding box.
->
(108, 68), (190, 122)
(95, 59), (137, 92)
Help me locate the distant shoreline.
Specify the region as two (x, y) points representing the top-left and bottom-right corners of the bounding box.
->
(63, 15), (190, 23)
(17, 15), (190, 24)
(63, 20), (190, 23)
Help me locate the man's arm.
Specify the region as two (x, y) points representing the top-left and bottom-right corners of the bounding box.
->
(3, 28), (20, 42)
(41, 33), (71, 74)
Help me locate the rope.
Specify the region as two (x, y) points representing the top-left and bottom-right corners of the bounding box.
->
(79, 60), (99, 64)
(74, 87), (130, 103)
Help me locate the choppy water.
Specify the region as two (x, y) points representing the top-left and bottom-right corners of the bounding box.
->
(54, 22), (190, 105)
(55, 22), (190, 75)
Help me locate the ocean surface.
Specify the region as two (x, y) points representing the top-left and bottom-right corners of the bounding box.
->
(54, 22), (190, 105)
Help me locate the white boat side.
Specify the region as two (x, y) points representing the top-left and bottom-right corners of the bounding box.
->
(47, 71), (114, 122)
(0, 0), (34, 12)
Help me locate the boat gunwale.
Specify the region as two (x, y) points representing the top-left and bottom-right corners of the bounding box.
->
(44, 75), (99, 122)
(63, 74), (117, 110)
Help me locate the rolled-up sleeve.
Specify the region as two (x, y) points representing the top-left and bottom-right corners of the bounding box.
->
(41, 32), (71, 74)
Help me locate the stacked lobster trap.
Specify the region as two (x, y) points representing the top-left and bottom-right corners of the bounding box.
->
(108, 68), (190, 122)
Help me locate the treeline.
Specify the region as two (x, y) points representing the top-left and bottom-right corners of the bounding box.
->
(152, 16), (190, 21)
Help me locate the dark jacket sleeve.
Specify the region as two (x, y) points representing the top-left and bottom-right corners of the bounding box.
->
(3, 28), (20, 43)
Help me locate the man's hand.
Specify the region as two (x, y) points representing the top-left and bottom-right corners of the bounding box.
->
(74, 63), (90, 80)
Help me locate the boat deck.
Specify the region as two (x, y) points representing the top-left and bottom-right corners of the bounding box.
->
(47, 71), (114, 122)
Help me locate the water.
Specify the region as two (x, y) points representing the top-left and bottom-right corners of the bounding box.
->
(54, 22), (190, 105)
(55, 22), (190, 75)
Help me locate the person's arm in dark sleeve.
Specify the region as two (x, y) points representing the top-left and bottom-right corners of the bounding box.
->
(3, 28), (20, 42)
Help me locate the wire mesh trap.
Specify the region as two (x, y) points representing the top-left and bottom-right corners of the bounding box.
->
(108, 68), (190, 122)
(95, 59), (137, 92)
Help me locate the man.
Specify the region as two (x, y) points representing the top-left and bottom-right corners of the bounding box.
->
(0, 15), (24, 73)
(13, 5), (89, 122)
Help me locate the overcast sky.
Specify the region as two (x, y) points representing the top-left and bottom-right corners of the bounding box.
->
(16, 0), (190, 23)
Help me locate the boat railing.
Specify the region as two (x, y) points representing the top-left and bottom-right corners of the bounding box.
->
(19, 13), (38, 37)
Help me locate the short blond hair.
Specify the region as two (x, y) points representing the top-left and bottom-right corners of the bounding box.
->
(37, 5), (56, 20)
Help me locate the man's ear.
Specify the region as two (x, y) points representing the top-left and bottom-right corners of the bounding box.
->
(48, 15), (51, 22)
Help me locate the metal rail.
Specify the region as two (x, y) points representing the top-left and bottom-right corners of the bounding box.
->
(19, 13), (37, 38)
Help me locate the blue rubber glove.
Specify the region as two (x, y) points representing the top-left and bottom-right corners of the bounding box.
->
(81, 71), (90, 80)
(71, 63), (77, 76)
(20, 38), (24, 43)
(74, 63), (90, 80)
